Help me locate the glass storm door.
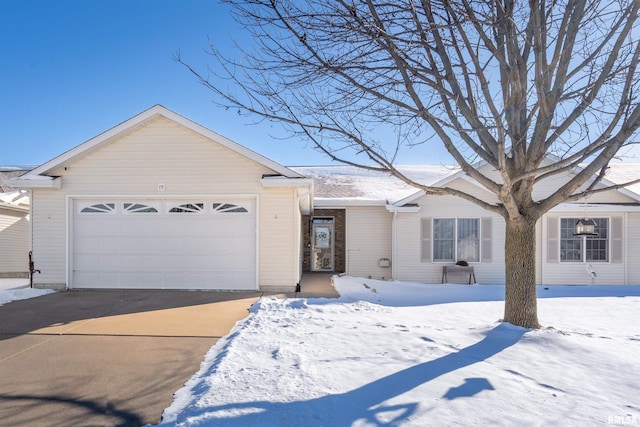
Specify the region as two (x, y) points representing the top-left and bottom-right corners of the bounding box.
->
(312, 218), (334, 271)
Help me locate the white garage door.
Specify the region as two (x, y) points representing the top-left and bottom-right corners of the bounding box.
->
(72, 198), (257, 290)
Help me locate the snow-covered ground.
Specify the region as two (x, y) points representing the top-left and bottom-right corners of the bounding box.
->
(0, 284), (53, 305)
(156, 277), (640, 426)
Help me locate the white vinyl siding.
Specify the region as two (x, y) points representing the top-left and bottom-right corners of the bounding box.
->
(543, 213), (628, 285)
(395, 195), (505, 284)
(469, 161), (638, 285)
(259, 188), (297, 291)
(0, 208), (29, 274)
(294, 200), (303, 284)
(30, 116), (301, 291)
(30, 192), (67, 288)
(346, 206), (392, 280)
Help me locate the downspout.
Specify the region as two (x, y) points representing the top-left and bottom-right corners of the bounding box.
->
(539, 214), (545, 286)
(392, 210), (397, 280)
(29, 189), (34, 287)
(66, 196), (70, 290)
(624, 212), (628, 285)
(294, 194), (300, 290)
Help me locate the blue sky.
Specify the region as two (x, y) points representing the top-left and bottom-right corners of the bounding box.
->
(0, 0), (453, 167)
(2, 2), (637, 168)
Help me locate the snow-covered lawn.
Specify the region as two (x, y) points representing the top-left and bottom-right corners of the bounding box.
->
(157, 277), (639, 426)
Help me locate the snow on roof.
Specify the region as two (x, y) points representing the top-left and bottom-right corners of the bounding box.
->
(291, 163), (640, 204)
(0, 190), (29, 211)
(605, 163), (640, 196)
(0, 168), (32, 193)
(290, 165), (458, 203)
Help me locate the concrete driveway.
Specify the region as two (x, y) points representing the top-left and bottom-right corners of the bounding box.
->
(0, 290), (262, 426)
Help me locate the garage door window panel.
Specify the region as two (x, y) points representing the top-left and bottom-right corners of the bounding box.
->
(212, 202), (249, 213)
(123, 203), (159, 214)
(80, 203), (116, 214)
(169, 203), (205, 214)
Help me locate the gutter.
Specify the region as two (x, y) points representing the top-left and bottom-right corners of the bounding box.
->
(0, 200), (29, 213)
(8, 176), (62, 189)
(386, 203), (421, 213)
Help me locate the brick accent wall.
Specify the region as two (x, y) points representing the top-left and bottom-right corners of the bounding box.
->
(302, 209), (346, 273)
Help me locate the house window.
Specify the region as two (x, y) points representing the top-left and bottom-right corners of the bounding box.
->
(560, 217), (609, 262)
(433, 218), (480, 262)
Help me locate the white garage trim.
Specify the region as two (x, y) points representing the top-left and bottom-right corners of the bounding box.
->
(67, 195), (259, 290)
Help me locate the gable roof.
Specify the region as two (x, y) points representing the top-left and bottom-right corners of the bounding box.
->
(293, 162), (640, 207)
(390, 161), (640, 207)
(12, 105), (304, 188)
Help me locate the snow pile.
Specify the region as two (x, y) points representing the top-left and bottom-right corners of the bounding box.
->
(0, 287), (54, 306)
(156, 277), (640, 426)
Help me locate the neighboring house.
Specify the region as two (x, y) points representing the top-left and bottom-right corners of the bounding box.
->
(11, 106), (312, 291)
(0, 189), (30, 278)
(11, 106), (640, 290)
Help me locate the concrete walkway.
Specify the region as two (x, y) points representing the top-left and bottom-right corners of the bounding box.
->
(296, 273), (340, 298)
(0, 290), (262, 426)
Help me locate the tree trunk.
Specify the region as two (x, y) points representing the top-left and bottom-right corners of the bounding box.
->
(503, 218), (541, 329)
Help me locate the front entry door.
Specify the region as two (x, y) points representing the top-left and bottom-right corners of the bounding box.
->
(311, 218), (334, 271)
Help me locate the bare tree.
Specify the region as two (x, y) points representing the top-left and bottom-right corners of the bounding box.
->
(179, 0), (640, 328)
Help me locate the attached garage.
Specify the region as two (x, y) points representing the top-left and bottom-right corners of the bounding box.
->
(11, 105), (313, 292)
(72, 198), (257, 290)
